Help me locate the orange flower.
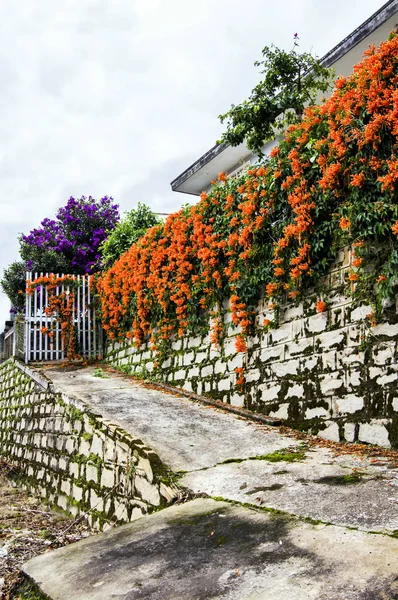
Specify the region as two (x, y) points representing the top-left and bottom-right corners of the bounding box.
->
(392, 220), (398, 236)
(315, 300), (327, 313)
(352, 257), (363, 267)
(339, 217), (351, 230)
(350, 172), (365, 187)
(377, 274), (386, 283)
(235, 336), (247, 353)
(218, 172), (227, 182)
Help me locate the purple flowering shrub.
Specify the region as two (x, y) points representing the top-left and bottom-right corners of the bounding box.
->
(20, 195), (119, 275)
(1, 196), (119, 310)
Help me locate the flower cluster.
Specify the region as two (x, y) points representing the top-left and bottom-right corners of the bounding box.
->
(21, 196), (119, 275)
(95, 33), (398, 350)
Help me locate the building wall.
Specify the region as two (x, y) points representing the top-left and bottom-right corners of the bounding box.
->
(106, 249), (398, 448)
(0, 359), (179, 529)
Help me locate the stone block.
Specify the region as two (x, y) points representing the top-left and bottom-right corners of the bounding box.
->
(229, 393), (244, 407)
(300, 356), (318, 371)
(350, 304), (372, 322)
(358, 421), (390, 447)
(57, 495), (68, 511)
(286, 384), (304, 399)
(244, 369), (259, 384)
(86, 464), (99, 484)
(287, 338), (313, 357)
(377, 372), (397, 386)
(307, 313), (328, 334)
(227, 356), (243, 372)
(134, 475), (160, 506)
(320, 375), (344, 396)
(260, 345), (284, 363)
(270, 323), (292, 344)
(373, 344), (394, 366)
(183, 353), (195, 367)
(322, 351), (337, 370)
(61, 480), (71, 496)
(306, 406), (329, 419)
(113, 500), (129, 522)
(369, 366), (383, 380)
(136, 457), (153, 483)
(319, 422), (340, 442)
(334, 395), (363, 415)
(344, 422), (356, 443)
(271, 360), (299, 377)
(187, 366), (200, 378)
(201, 365), (213, 378)
(173, 370), (186, 381)
(268, 403), (288, 419)
(214, 361), (227, 375)
(91, 434), (104, 456)
(217, 379), (231, 392)
(159, 482), (178, 502)
(281, 304), (303, 322)
(101, 467), (115, 489)
(372, 323), (398, 338)
(317, 330), (345, 350)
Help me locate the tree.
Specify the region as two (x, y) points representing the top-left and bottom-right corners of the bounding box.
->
(19, 195), (119, 274)
(218, 35), (333, 157)
(99, 203), (161, 269)
(0, 262), (26, 312)
(1, 195), (119, 309)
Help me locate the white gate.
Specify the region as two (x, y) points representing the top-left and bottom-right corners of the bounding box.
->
(25, 272), (100, 363)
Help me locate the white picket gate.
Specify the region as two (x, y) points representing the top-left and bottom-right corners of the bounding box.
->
(25, 272), (100, 363)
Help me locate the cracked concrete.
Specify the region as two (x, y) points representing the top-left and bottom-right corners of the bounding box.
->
(46, 366), (298, 472)
(24, 498), (398, 600)
(23, 365), (398, 599)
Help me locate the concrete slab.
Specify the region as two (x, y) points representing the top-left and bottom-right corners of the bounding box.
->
(24, 498), (398, 600)
(46, 367), (297, 472)
(181, 447), (398, 533)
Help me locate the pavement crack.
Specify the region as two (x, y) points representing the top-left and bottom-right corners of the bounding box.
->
(206, 495), (398, 539)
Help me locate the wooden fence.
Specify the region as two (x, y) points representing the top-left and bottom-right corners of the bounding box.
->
(25, 273), (101, 363)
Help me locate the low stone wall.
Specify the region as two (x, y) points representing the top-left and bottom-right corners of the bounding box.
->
(106, 249), (398, 448)
(0, 359), (179, 529)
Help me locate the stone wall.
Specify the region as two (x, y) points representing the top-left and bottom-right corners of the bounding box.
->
(106, 248), (398, 448)
(0, 359), (179, 529)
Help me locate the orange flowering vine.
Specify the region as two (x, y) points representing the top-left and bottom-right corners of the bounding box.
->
(94, 33), (398, 357)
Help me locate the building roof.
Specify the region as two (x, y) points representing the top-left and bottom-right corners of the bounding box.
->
(171, 0), (398, 196)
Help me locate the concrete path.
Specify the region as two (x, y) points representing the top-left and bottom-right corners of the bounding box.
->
(24, 365), (398, 599)
(47, 365), (398, 533)
(47, 366), (298, 472)
(25, 498), (398, 600)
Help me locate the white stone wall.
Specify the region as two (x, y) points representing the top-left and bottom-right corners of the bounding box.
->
(0, 359), (179, 529)
(106, 248), (398, 448)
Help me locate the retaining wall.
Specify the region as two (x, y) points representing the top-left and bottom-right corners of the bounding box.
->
(106, 248), (398, 448)
(0, 359), (179, 529)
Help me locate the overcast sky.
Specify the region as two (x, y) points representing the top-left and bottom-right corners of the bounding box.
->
(0, 0), (388, 323)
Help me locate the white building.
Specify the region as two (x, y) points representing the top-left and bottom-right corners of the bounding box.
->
(170, 0), (398, 197)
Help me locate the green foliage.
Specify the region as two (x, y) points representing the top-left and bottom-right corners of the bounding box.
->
(218, 36), (332, 157)
(92, 367), (109, 378)
(0, 261), (26, 311)
(100, 203), (161, 269)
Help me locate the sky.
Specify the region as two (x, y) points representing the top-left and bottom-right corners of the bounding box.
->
(0, 0), (389, 323)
